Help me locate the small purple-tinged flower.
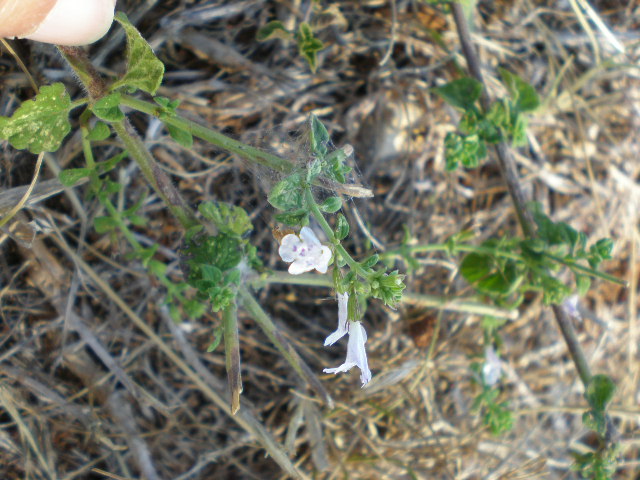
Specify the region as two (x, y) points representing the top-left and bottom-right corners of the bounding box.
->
(278, 226), (332, 275)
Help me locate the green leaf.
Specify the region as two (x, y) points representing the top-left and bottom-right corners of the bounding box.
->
(94, 216), (118, 233)
(112, 12), (165, 95)
(257, 20), (292, 41)
(59, 168), (92, 187)
(274, 209), (309, 227)
(460, 253), (493, 283)
(586, 374), (616, 413)
(498, 68), (540, 112)
(207, 325), (224, 352)
(319, 196), (342, 213)
(576, 275), (591, 296)
(139, 244), (158, 266)
(86, 121), (111, 141)
(433, 78), (483, 110)
(186, 234), (242, 273)
(147, 259), (167, 276)
(593, 238), (614, 260)
(268, 173), (304, 211)
(334, 213), (349, 240)
(153, 96), (180, 114)
(198, 202), (253, 237)
(166, 123), (193, 148)
(296, 22), (324, 72)
(0, 83), (71, 153)
(97, 152), (128, 174)
(511, 113), (528, 147)
(361, 254), (379, 269)
(310, 114), (329, 157)
(92, 93), (125, 122)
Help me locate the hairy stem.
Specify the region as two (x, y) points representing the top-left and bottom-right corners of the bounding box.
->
(110, 120), (199, 230)
(304, 188), (370, 279)
(451, 3), (592, 385)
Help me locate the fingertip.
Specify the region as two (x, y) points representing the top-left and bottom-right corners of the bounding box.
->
(24, 0), (116, 46)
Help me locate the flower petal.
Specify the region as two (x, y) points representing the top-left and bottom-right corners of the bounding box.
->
(323, 321), (372, 387)
(300, 226), (320, 246)
(314, 245), (332, 273)
(323, 362), (357, 375)
(346, 322), (371, 386)
(288, 259), (314, 275)
(279, 234), (302, 263)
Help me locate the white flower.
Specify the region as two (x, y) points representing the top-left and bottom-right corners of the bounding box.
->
(563, 294), (581, 320)
(482, 345), (502, 386)
(278, 226), (332, 275)
(324, 292), (349, 346)
(323, 293), (372, 387)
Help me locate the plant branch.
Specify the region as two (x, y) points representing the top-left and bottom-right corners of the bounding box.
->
(451, 2), (593, 386)
(252, 271), (517, 319)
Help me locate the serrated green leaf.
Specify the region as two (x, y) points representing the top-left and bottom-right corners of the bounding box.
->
(112, 12), (164, 95)
(257, 20), (292, 41)
(586, 374), (616, 412)
(433, 77), (483, 110)
(319, 196), (342, 213)
(296, 22), (324, 72)
(92, 93), (125, 122)
(0, 83), (71, 153)
(59, 168), (92, 187)
(199, 202), (253, 237)
(268, 173), (304, 211)
(498, 68), (540, 112)
(87, 121), (111, 141)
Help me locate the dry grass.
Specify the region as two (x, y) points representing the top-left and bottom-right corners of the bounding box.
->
(1, 0), (639, 479)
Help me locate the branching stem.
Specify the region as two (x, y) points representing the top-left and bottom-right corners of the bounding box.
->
(451, 2), (594, 386)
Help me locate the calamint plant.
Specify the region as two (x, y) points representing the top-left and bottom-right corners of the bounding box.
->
(0, 5), (629, 479)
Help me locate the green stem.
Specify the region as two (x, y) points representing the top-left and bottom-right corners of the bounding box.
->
(223, 301), (242, 415)
(382, 243), (627, 286)
(238, 286), (333, 408)
(119, 95), (294, 174)
(304, 188), (370, 279)
(111, 120), (199, 230)
(252, 271), (517, 319)
(544, 253), (627, 286)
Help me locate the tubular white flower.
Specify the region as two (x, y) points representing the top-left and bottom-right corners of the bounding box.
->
(324, 292), (349, 346)
(323, 321), (371, 387)
(278, 226), (331, 275)
(482, 345), (502, 387)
